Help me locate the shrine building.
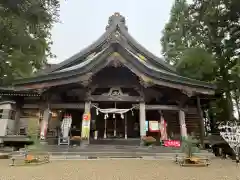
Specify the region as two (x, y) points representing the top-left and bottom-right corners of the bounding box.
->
(0, 13), (216, 146)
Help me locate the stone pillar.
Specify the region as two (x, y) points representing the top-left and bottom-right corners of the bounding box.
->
(139, 102), (146, 138)
(0, 109), (9, 141)
(40, 108), (51, 141)
(81, 101), (91, 143)
(179, 109), (187, 139)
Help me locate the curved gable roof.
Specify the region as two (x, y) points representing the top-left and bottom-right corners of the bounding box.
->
(13, 43), (215, 95)
(10, 13), (216, 95)
(44, 12), (175, 74)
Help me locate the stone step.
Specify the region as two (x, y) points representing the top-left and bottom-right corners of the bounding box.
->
(10, 149), (213, 157)
(40, 146), (181, 153)
(89, 139), (140, 146)
(49, 152), (215, 161)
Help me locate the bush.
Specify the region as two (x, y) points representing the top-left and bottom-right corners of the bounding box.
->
(142, 136), (156, 146)
(181, 136), (199, 157)
(71, 136), (81, 141)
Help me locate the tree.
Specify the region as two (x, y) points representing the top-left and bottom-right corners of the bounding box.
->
(189, 0), (240, 120)
(176, 48), (216, 82)
(0, 0), (60, 84)
(161, 0), (190, 65)
(231, 61), (240, 120)
(161, 0), (240, 124)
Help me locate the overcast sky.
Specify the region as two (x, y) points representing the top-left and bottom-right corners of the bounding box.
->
(50, 0), (175, 63)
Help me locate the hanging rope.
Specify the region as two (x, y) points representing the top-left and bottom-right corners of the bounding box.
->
(92, 104), (137, 119)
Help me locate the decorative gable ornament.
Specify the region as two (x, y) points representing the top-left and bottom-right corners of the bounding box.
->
(137, 53), (147, 62)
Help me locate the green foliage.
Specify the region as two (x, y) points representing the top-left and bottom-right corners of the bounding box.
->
(161, 0), (240, 124)
(142, 136), (157, 146)
(0, 0), (60, 85)
(181, 136), (199, 158)
(26, 118), (42, 150)
(176, 48), (216, 82)
(161, 0), (190, 65)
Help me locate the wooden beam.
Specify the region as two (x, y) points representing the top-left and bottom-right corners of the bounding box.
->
(23, 103), (85, 109)
(51, 103), (85, 109)
(23, 104), (39, 109)
(91, 95), (142, 102)
(133, 104), (197, 113)
(146, 105), (180, 110)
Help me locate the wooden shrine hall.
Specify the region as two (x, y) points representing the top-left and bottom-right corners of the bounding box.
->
(0, 13), (215, 146)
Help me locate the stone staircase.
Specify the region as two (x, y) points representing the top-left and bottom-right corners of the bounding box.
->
(8, 143), (215, 161)
(185, 113), (201, 137)
(22, 144), (213, 160)
(164, 111), (202, 138)
(89, 138), (140, 146)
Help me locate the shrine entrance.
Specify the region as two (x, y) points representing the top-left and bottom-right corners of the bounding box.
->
(92, 102), (140, 140)
(105, 114), (125, 138)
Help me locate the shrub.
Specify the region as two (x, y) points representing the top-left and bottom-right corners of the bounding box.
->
(181, 136), (199, 157)
(71, 136), (81, 141)
(142, 136), (156, 146)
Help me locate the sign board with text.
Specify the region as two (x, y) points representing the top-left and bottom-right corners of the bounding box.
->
(149, 121), (160, 132)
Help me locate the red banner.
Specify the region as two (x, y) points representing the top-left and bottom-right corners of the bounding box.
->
(163, 140), (181, 147)
(83, 113), (90, 121)
(160, 117), (168, 140)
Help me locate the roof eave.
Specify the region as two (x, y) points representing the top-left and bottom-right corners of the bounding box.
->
(12, 46), (112, 86)
(118, 25), (176, 73)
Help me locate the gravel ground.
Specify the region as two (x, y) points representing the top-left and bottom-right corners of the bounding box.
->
(0, 159), (239, 180)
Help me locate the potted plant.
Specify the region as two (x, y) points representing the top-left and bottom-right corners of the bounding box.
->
(142, 136), (156, 146)
(181, 136), (200, 157)
(70, 136), (82, 146)
(178, 136), (209, 166)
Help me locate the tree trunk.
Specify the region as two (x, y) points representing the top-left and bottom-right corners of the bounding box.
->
(233, 92), (240, 120)
(208, 108), (217, 133)
(225, 91), (234, 120)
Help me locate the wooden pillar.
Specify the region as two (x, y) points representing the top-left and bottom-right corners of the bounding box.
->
(104, 118), (107, 138)
(197, 96), (205, 147)
(84, 101), (91, 114)
(81, 101), (91, 143)
(90, 107), (96, 140)
(125, 114), (127, 139)
(139, 102), (146, 138)
(179, 109), (187, 139)
(14, 106), (21, 134)
(40, 108), (51, 140)
(114, 118), (117, 137)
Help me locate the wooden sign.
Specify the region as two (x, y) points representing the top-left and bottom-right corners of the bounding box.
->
(149, 121), (160, 132)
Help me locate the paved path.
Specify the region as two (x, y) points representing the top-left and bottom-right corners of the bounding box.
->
(0, 159), (239, 180)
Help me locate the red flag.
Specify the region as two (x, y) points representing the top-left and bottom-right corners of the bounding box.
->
(160, 116), (168, 140)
